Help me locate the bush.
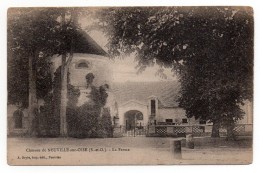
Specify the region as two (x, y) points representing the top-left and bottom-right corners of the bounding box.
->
(37, 94), (60, 137)
(99, 108), (113, 138)
(67, 103), (102, 138)
(66, 82), (113, 138)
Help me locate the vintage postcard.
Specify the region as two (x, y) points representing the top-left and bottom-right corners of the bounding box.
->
(7, 7), (253, 165)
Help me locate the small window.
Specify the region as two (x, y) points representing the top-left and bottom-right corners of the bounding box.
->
(166, 119), (173, 125)
(78, 62), (88, 68)
(75, 60), (90, 69)
(182, 118), (188, 124)
(166, 119), (173, 123)
(158, 122), (167, 125)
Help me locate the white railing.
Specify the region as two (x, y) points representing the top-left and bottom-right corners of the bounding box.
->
(146, 124), (253, 137)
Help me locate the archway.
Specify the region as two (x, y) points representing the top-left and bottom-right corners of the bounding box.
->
(124, 110), (144, 131)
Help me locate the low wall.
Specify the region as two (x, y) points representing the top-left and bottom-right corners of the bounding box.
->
(147, 124), (253, 137)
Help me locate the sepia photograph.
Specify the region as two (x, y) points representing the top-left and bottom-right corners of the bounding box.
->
(7, 6), (253, 165)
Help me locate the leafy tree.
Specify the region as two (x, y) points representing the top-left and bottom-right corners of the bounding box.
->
(176, 7), (253, 138)
(8, 8), (63, 135)
(99, 108), (113, 138)
(93, 7), (253, 138)
(66, 84), (110, 138)
(8, 8), (86, 136)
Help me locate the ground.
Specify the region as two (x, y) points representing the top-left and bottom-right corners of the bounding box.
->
(7, 136), (252, 165)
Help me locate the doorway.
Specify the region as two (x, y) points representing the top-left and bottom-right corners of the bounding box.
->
(124, 110), (146, 136)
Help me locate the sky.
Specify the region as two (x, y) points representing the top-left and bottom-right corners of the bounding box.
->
(83, 24), (177, 83)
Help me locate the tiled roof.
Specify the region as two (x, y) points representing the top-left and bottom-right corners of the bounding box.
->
(72, 30), (108, 56)
(112, 81), (180, 108)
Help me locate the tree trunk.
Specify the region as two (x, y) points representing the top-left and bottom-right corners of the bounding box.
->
(211, 121), (220, 138)
(59, 11), (67, 137)
(59, 10), (75, 137)
(28, 53), (38, 136)
(226, 119), (236, 140)
(60, 54), (68, 137)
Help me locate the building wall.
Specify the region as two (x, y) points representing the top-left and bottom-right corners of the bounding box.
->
(51, 53), (113, 88)
(51, 53), (113, 107)
(156, 100), (253, 125)
(237, 100), (253, 124)
(7, 104), (29, 118)
(147, 96), (159, 117)
(8, 53), (113, 136)
(118, 100), (148, 126)
(157, 107), (187, 124)
(7, 104), (29, 136)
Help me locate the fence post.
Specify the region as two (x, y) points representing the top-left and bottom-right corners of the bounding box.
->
(186, 134), (194, 149)
(170, 139), (182, 159)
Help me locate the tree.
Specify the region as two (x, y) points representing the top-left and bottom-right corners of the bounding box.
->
(177, 7), (253, 138)
(93, 7), (253, 138)
(8, 8), (85, 136)
(8, 8), (62, 135)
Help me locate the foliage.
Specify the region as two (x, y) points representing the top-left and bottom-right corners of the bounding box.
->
(99, 108), (113, 138)
(7, 8), (59, 107)
(68, 104), (101, 138)
(67, 84), (81, 108)
(7, 8), (85, 107)
(7, 54), (29, 107)
(177, 7), (253, 134)
(66, 83), (111, 138)
(37, 93), (60, 137)
(93, 7), (253, 136)
(7, 8), (113, 137)
(99, 85), (109, 107)
(34, 66), (66, 137)
(7, 7), (253, 139)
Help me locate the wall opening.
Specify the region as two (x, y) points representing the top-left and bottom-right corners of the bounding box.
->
(151, 99), (156, 116)
(75, 60), (91, 69)
(124, 110), (143, 131)
(13, 109), (23, 129)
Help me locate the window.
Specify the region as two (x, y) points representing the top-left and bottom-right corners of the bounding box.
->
(75, 60), (91, 69)
(166, 119), (173, 123)
(182, 118), (188, 124)
(158, 122), (167, 125)
(78, 62), (88, 68)
(151, 99), (156, 116)
(166, 119), (173, 125)
(13, 109), (23, 129)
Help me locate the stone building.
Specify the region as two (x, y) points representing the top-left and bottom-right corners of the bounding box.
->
(113, 81), (253, 131)
(113, 81), (188, 130)
(7, 31), (115, 136)
(7, 30), (253, 137)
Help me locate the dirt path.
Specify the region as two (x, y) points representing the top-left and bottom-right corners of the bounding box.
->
(7, 136), (252, 165)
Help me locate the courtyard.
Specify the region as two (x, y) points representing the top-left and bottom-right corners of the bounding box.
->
(7, 136), (252, 165)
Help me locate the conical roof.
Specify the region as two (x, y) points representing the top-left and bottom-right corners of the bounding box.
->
(72, 30), (108, 57)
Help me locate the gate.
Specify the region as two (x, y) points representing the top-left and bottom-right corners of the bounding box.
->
(122, 126), (147, 137)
